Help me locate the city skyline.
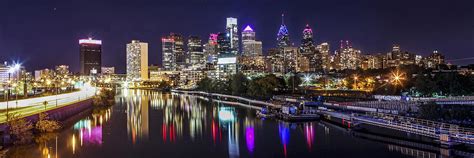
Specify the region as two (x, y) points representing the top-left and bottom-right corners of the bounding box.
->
(1, 0), (472, 73)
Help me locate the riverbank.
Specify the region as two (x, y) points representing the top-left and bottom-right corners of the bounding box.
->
(172, 90), (472, 150)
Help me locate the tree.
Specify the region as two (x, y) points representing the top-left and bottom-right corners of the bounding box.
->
(229, 73), (248, 95)
(35, 113), (61, 133)
(7, 112), (34, 145)
(287, 74), (302, 92)
(196, 77), (213, 92)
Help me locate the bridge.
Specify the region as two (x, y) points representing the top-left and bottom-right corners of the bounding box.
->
(171, 90), (279, 109)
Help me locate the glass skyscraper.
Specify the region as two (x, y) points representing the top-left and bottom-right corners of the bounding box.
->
(79, 38), (102, 75)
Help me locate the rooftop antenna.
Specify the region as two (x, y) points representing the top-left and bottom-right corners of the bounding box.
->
(281, 13), (285, 25)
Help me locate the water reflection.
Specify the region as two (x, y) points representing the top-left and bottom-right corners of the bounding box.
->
(12, 90), (472, 158)
(279, 122), (290, 157)
(244, 118), (255, 153)
(124, 90), (149, 144)
(70, 107), (112, 155)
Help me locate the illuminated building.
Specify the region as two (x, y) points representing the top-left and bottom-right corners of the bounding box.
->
(217, 32), (231, 55)
(365, 54), (385, 69)
(267, 48), (285, 74)
(298, 24), (322, 72)
(335, 40), (361, 70)
(283, 47), (299, 73)
(216, 56), (238, 80)
(187, 36), (205, 69)
(215, 32), (238, 80)
(79, 38), (102, 75)
(277, 14), (290, 48)
(149, 69), (180, 86)
(317, 43), (330, 70)
(300, 24), (314, 53)
(126, 40), (148, 81)
(162, 33), (185, 71)
(101, 67), (115, 75)
(204, 33), (219, 65)
(385, 44), (416, 68)
(242, 25), (263, 57)
(179, 68), (206, 89)
(0, 62), (8, 84)
(424, 50), (445, 69)
(226, 17), (239, 55)
(34, 69), (48, 81)
(55, 65), (70, 76)
(239, 56), (267, 76)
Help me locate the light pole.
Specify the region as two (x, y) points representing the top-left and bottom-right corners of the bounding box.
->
(6, 63), (20, 119)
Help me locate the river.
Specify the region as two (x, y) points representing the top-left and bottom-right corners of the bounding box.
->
(7, 89), (461, 158)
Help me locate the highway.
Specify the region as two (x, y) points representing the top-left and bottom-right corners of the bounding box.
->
(0, 84), (96, 123)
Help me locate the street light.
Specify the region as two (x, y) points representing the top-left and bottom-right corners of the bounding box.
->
(390, 70), (405, 86)
(6, 63), (21, 119)
(353, 75), (359, 90)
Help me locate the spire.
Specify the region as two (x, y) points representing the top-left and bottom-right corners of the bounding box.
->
(243, 25), (253, 32)
(281, 13), (285, 25)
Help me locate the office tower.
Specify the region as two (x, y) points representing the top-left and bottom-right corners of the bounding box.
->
(298, 24), (321, 72)
(242, 25), (255, 41)
(187, 36), (205, 69)
(385, 44), (416, 68)
(217, 32), (232, 56)
(126, 40), (148, 81)
(0, 62), (8, 83)
(216, 32), (237, 80)
(335, 40), (361, 70)
(162, 33), (185, 71)
(226, 17), (239, 54)
(277, 14), (290, 48)
(424, 50), (445, 69)
(79, 38), (102, 75)
(162, 37), (175, 71)
(300, 24), (314, 52)
(283, 47), (299, 73)
(204, 33), (219, 64)
(242, 25), (263, 57)
(317, 43), (330, 70)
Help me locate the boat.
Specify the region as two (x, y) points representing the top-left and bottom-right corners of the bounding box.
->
(256, 107), (275, 118)
(279, 113), (320, 122)
(277, 104), (320, 122)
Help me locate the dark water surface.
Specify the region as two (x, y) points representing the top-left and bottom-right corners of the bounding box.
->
(10, 90), (451, 158)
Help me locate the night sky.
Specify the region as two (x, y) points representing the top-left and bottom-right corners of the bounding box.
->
(1, 0), (473, 73)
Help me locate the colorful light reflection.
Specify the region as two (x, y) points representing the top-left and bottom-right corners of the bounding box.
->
(245, 126), (255, 153)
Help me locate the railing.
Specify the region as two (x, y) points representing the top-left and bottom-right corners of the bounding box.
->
(356, 113), (474, 145)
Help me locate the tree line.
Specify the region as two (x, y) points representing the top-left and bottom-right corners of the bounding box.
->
(196, 73), (302, 100)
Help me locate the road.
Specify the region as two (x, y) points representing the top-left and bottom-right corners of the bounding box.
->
(0, 84), (96, 123)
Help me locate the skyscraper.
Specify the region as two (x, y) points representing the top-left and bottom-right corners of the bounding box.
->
(335, 40), (361, 70)
(187, 36), (204, 69)
(277, 14), (290, 48)
(242, 25), (255, 41)
(242, 25), (263, 57)
(226, 17), (239, 55)
(217, 32), (231, 56)
(216, 32), (237, 80)
(162, 37), (175, 71)
(126, 40), (148, 81)
(204, 33), (218, 64)
(317, 42), (330, 70)
(79, 38), (102, 75)
(162, 33), (185, 71)
(300, 24), (314, 52)
(298, 24), (322, 72)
